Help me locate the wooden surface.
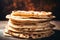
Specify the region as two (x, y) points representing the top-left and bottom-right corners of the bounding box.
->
(0, 21), (60, 40)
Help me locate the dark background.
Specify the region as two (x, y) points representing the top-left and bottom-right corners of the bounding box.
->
(0, 0), (60, 20)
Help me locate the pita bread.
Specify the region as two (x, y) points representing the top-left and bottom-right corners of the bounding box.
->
(4, 29), (54, 39)
(4, 11), (55, 39)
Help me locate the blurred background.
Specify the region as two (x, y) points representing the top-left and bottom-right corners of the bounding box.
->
(0, 0), (60, 40)
(0, 0), (60, 20)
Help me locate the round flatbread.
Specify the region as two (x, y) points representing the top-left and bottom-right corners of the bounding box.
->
(6, 15), (53, 22)
(8, 21), (52, 28)
(4, 29), (54, 39)
(5, 25), (52, 33)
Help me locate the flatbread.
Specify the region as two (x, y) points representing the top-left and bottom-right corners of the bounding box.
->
(5, 25), (52, 32)
(8, 21), (52, 28)
(6, 15), (53, 22)
(4, 29), (54, 39)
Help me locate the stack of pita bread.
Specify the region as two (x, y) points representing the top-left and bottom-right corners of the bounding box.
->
(4, 11), (55, 39)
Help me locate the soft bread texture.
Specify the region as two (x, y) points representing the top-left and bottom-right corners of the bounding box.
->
(8, 21), (52, 28)
(5, 25), (52, 32)
(4, 11), (55, 39)
(4, 29), (54, 39)
(11, 11), (52, 16)
(6, 14), (55, 19)
(6, 15), (53, 22)
(11, 11), (55, 19)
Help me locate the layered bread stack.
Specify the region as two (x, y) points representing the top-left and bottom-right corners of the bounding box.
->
(4, 11), (55, 39)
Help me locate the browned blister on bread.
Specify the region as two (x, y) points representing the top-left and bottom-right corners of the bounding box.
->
(4, 11), (55, 39)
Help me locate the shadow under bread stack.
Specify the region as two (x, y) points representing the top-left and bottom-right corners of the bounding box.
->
(4, 11), (55, 39)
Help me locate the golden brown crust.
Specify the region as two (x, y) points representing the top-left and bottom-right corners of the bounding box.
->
(5, 25), (52, 32)
(4, 11), (55, 39)
(11, 11), (52, 16)
(4, 29), (54, 39)
(8, 21), (52, 29)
